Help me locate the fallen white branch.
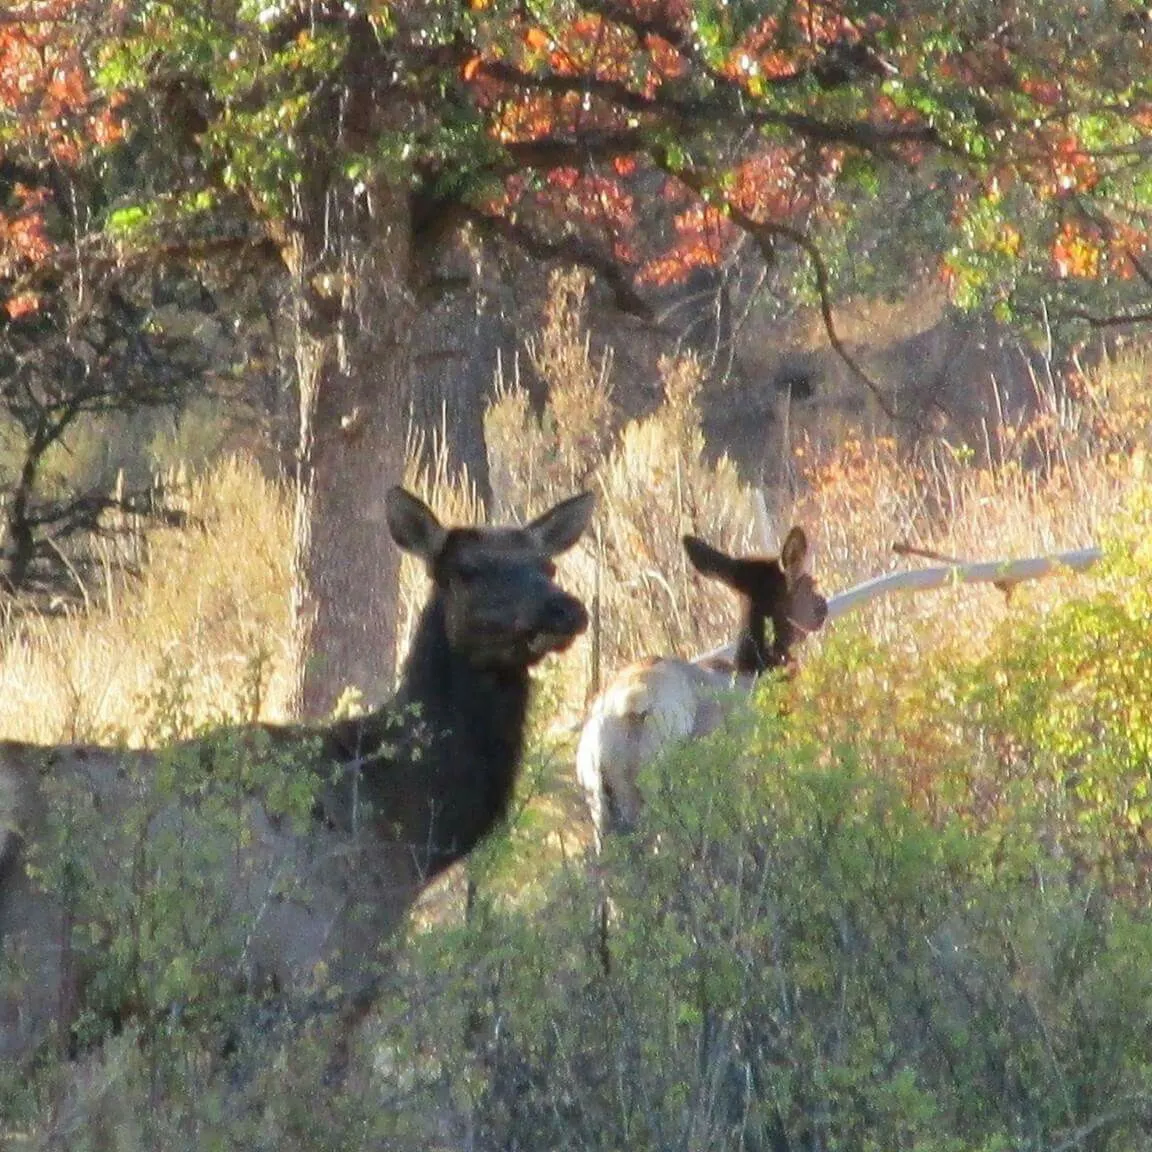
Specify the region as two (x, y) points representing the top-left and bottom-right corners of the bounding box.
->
(825, 546), (1104, 620)
(696, 545), (1104, 666)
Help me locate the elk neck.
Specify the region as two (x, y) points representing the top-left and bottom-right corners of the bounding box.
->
(393, 594), (533, 782)
(325, 594), (532, 877)
(733, 603), (790, 677)
(733, 607), (767, 677)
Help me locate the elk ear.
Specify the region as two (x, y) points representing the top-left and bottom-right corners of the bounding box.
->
(528, 491), (595, 556)
(779, 526), (810, 578)
(682, 535), (738, 583)
(386, 487), (447, 563)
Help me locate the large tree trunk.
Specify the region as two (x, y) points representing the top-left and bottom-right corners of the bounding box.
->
(285, 182), (414, 721)
(277, 9), (423, 722)
(408, 234), (500, 508)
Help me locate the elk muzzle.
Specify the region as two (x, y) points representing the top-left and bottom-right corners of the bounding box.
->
(524, 589), (588, 661)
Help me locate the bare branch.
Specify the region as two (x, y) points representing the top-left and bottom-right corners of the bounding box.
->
(1058, 305), (1152, 329)
(499, 130), (651, 173)
(650, 150), (902, 422)
(5, 228), (281, 298)
(459, 205), (654, 320)
(1126, 247), (1152, 290)
(754, 218), (898, 420)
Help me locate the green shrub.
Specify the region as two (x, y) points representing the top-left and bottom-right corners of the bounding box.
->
(372, 519), (1152, 1151)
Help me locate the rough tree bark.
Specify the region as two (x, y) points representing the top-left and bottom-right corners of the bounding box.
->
(277, 14), (512, 717)
(408, 235), (498, 508)
(285, 182), (414, 721)
(278, 8), (420, 722)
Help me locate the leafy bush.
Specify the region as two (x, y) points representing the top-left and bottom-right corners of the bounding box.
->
(362, 511), (1152, 1152)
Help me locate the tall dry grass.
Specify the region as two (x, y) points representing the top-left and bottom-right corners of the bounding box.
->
(0, 271), (1145, 750)
(483, 271), (1149, 707)
(483, 271), (768, 713)
(788, 345), (1150, 662)
(0, 456), (292, 744)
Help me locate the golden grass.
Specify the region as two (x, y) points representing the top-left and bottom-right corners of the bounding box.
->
(788, 350), (1148, 666)
(0, 274), (1145, 758)
(0, 455), (292, 744)
(481, 276), (1148, 718)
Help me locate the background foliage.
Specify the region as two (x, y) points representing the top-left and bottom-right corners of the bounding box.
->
(0, 296), (1148, 1147)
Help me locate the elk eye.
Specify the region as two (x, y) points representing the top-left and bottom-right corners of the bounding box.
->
(455, 559), (483, 583)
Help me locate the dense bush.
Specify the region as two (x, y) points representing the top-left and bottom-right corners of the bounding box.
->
(360, 515), (1152, 1152)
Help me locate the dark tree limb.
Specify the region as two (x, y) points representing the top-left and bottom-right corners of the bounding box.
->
(0, 260), (216, 603)
(476, 59), (945, 157)
(649, 150), (903, 424)
(579, 0), (909, 112)
(460, 204), (655, 320)
(1038, 304), (1152, 329)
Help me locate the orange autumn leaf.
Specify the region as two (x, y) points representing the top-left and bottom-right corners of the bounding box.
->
(524, 27), (550, 51)
(5, 292), (41, 320)
(1052, 222), (1100, 279)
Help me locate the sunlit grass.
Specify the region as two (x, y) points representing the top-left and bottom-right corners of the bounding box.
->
(0, 274), (1145, 778)
(0, 455), (292, 744)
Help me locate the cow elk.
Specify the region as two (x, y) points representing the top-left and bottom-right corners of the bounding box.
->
(576, 527), (826, 850)
(0, 486), (594, 1070)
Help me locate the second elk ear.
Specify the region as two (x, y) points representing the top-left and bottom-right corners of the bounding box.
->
(528, 491), (596, 557)
(682, 535), (739, 584)
(779, 526), (810, 580)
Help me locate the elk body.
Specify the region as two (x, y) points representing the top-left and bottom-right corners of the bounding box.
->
(576, 528), (826, 849)
(0, 486), (594, 1066)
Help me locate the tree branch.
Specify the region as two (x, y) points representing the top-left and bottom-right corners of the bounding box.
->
(459, 205), (654, 320)
(477, 59), (945, 157)
(1126, 246), (1152, 290)
(478, 60), (670, 120)
(650, 151), (902, 423)
(4, 227), (282, 298)
(499, 130), (651, 173)
(1047, 304), (1152, 329)
(578, 0), (916, 116)
(1040, 203), (1152, 329)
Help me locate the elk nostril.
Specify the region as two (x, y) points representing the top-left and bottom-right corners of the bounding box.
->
(542, 596), (588, 635)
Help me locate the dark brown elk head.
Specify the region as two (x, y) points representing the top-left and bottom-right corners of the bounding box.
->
(386, 488), (592, 669)
(683, 527), (828, 677)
